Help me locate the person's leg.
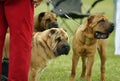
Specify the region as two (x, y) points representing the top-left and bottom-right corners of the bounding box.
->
(5, 0), (34, 81)
(0, 1), (8, 79)
(115, 0), (120, 55)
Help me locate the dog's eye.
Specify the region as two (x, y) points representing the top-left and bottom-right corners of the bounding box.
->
(46, 18), (51, 22)
(55, 37), (61, 42)
(99, 19), (105, 23)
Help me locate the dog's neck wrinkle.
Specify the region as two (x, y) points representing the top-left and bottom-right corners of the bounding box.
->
(80, 24), (94, 36)
(79, 33), (97, 46)
(85, 37), (97, 45)
(35, 24), (45, 32)
(42, 39), (55, 59)
(77, 26), (96, 45)
(39, 25), (45, 31)
(34, 32), (55, 59)
(84, 25), (94, 33)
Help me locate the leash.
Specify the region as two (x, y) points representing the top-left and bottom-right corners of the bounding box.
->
(59, 9), (81, 26)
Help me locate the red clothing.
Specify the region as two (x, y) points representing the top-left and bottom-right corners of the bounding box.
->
(0, 0), (34, 81)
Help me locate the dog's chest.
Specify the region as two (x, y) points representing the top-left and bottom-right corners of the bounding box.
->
(81, 37), (97, 46)
(78, 38), (97, 56)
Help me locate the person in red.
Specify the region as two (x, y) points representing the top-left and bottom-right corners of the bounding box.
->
(0, 0), (42, 81)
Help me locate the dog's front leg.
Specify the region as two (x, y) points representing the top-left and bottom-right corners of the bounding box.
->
(29, 68), (41, 81)
(97, 40), (107, 81)
(35, 71), (41, 81)
(99, 54), (106, 81)
(69, 53), (80, 81)
(28, 68), (36, 81)
(80, 56), (87, 78)
(86, 56), (95, 81)
(98, 48), (106, 81)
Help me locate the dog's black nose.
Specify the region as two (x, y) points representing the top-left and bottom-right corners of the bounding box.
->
(105, 22), (114, 33)
(109, 23), (114, 33)
(53, 22), (59, 28)
(56, 43), (70, 55)
(110, 23), (114, 28)
(61, 44), (70, 54)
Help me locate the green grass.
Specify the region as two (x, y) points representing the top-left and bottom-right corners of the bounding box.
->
(34, 0), (120, 81)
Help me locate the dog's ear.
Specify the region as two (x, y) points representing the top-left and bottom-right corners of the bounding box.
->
(87, 15), (95, 24)
(48, 28), (57, 37)
(63, 28), (67, 32)
(50, 29), (56, 34)
(60, 28), (67, 32)
(38, 12), (45, 22)
(81, 15), (95, 31)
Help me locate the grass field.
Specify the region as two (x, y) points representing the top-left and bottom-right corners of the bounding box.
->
(35, 0), (120, 81)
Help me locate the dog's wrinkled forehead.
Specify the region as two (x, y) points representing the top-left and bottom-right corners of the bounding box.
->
(49, 28), (68, 40)
(45, 13), (56, 18)
(87, 14), (109, 24)
(38, 12), (57, 22)
(44, 12), (57, 21)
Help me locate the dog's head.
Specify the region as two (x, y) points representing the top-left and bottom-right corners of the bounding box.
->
(47, 28), (70, 56)
(38, 12), (59, 31)
(86, 14), (114, 39)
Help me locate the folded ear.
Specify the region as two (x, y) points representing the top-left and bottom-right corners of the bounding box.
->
(38, 12), (45, 22)
(63, 28), (67, 32)
(50, 29), (56, 34)
(48, 28), (57, 37)
(81, 15), (95, 31)
(87, 15), (95, 24)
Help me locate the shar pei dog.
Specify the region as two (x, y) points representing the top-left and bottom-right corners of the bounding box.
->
(29, 28), (70, 81)
(69, 14), (114, 81)
(2, 28), (70, 81)
(34, 12), (59, 32)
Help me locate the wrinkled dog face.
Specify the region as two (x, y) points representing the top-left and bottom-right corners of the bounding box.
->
(47, 28), (70, 56)
(38, 12), (59, 30)
(87, 14), (114, 39)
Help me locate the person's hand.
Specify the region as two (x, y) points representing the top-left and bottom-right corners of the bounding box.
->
(33, 0), (43, 8)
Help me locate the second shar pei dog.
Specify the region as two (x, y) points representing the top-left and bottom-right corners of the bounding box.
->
(69, 14), (114, 81)
(3, 28), (70, 81)
(34, 12), (58, 32)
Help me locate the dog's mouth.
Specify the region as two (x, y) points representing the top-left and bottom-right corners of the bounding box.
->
(94, 31), (109, 39)
(94, 22), (114, 39)
(48, 22), (59, 28)
(54, 43), (70, 56)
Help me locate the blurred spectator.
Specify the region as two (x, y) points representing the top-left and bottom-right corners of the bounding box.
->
(114, 0), (120, 55)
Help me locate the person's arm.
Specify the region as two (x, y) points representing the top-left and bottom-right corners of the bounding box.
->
(33, 0), (43, 7)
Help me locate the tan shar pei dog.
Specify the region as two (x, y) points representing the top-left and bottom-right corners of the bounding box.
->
(3, 28), (70, 81)
(69, 14), (114, 81)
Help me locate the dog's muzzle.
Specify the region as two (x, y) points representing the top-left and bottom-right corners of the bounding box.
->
(49, 22), (59, 28)
(94, 23), (114, 39)
(105, 23), (114, 33)
(55, 42), (70, 56)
